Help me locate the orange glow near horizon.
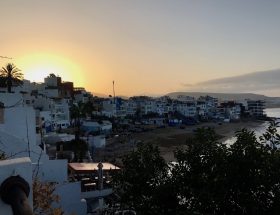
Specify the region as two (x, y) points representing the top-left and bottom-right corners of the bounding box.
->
(16, 53), (85, 87)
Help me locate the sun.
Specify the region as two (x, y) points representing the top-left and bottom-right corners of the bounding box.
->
(16, 53), (85, 86)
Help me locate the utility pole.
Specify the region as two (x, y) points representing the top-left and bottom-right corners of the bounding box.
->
(112, 81), (116, 104)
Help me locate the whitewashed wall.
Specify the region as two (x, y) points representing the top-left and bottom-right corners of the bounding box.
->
(54, 182), (87, 215)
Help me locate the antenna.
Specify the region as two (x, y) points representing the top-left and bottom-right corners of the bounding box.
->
(112, 80), (116, 104)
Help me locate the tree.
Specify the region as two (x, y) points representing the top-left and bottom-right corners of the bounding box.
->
(57, 139), (88, 162)
(33, 178), (63, 215)
(0, 63), (23, 93)
(113, 122), (280, 215)
(113, 143), (178, 215)
(0, 150), (6, 160)
(172, 127), (228, 214)
(70, 101), (93, 125)
(70, 102), (85, 140)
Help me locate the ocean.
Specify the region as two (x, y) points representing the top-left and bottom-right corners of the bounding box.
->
(224, 108), (280, 145)
(265, 108), (280, 118)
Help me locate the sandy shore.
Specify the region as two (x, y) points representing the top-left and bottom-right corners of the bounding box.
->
(132, 120), (267, 162)
(98, 120), (267, 164)
(211, 120), (267, 142)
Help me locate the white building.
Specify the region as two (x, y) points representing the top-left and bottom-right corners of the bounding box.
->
(217, 101), (241, 121)
(81, 120), (112, 135)
(44, 74), (62, 87)
(74, 88), (92, 103)
(38, 98), (70, 132)
(140, 100), (157, 115)
(247, 100), (266, 117)
(196, 100), (207, 118)
(102, 99), (117, 117)
(125, 99), (137, 116)
(173, 101), (197, 118)
(0, 92), (87, 214)
(0, 93), (45, 161)
(13, 79), (37, 94)
(155, 101), (168, 116)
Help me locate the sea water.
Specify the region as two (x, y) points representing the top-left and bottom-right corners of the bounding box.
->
(265, 108), (280, 118)
(223, 108), (280, 145)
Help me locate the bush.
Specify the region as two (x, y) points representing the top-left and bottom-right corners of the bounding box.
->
(113, 121), (280, 214)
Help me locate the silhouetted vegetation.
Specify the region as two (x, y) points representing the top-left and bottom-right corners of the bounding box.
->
(57, 139), (88, 162)
(113, 121), (280, 214)
(0, 63), (23, 93)
(33, 178), (63, 215)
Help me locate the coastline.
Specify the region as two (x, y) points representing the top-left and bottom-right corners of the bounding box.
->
(157, 120), (267, 162)
(103, 120), (269, 163)
(214, 120), (267, 142)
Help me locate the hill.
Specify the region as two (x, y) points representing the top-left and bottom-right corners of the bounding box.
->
(166, 92), (280, 108)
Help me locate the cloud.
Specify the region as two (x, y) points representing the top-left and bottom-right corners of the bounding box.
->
(184, 69), (280, 95)
(181, 83), (193, 87)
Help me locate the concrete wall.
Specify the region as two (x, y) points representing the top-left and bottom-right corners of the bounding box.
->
(0, 105), (45, 163)
(54, 182), (87, 215)
(13, 80), (36, 94)
(37, 159), (68, 184)
(0, 96), (51, 164)
(44, 89), (59, 98)
(0, 93), (23, 106)
(44, 76), (60, 87)
(4, 106), (36, 148)
(40, 111), (52, 123)
(34, 97), (52, 111)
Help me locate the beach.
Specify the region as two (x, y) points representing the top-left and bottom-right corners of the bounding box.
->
(102, 120), (267, 163)
(154, 120), (266, 161)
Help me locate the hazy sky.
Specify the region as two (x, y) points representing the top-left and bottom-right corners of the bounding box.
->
(1, 0), (280, 96)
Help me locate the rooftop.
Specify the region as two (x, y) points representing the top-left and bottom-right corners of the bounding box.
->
(69, 162), (120, 174)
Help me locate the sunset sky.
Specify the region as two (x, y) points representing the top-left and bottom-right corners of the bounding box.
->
(1, 1), (280, 96)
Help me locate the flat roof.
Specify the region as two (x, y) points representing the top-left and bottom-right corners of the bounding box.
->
(69, 162), (120, 173)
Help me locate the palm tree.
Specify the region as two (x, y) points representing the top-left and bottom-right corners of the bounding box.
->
(70, 102), (86, 140)
(0, 63), (23, 93)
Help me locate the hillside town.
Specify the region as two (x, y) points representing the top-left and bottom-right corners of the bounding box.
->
(0, 72), (267, 214)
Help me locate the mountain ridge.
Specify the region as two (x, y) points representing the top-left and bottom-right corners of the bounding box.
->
(166, 92), (280, 108)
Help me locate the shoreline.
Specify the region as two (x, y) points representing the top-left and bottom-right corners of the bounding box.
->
(101, 120), (269, 163)
(156, 120), (268, 162)
(214, 120), (267, 142)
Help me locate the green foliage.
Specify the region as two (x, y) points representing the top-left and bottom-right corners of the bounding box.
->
(0, 150), (6, 160)
(259, 121), (280, 149)
(33, 178), (63, 215)
(57, 139), (88, 162)
(0, 63), (23, 93)
(173, 127), (228, 214)
(113, 121), (280, 215)
(70, 101), (95, 140)
(113, 143), (178, 215)
(70, 102), (83, 125)
(70, 101), (94, 122)
(68, 139), (88, 162)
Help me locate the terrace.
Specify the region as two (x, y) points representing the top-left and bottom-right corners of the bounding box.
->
(68, 162), (120, 199)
